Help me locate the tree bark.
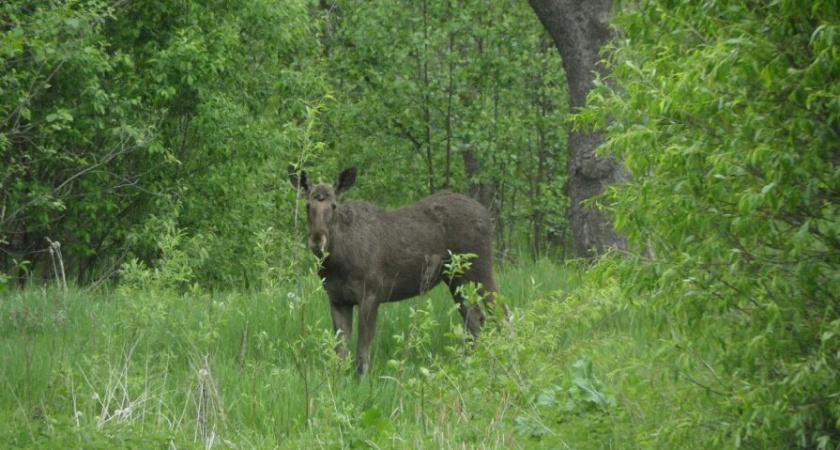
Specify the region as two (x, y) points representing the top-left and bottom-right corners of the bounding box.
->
(462, 147), (493, 210)
(528, 0), (628, 258)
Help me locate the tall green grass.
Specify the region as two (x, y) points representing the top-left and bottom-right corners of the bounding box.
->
(0, 259), (721, 448)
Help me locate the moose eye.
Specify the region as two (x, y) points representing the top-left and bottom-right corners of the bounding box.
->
(331, 204), (337, 210)
(306, 203), (311, 211)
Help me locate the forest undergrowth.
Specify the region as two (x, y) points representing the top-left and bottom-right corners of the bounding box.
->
(0, 255), (728, 449)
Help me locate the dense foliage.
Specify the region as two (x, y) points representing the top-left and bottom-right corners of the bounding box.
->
(579, 0), (840, 446)
(1, 0), (568, 289)
(315, 0), (569, 255)
(1, 0), (325, 287)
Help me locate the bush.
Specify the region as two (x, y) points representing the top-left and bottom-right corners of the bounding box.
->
(579, 0), (840, 446)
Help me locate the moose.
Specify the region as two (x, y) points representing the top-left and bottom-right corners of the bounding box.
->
(289, 166), (506, 375)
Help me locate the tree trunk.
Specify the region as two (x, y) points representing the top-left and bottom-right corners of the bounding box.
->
(528, 0), (628, 258)
(462, 147), (493, 209)
(421, 0), (435, 195)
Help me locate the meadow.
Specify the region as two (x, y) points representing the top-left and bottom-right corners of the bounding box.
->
(0, 258), (715, 449)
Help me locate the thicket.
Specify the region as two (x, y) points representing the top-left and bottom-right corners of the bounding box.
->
(0, 0), (568, 290)
(1, 0), (326, 288)
(314, 0), (569, 256)
(579, 0), (840, 446)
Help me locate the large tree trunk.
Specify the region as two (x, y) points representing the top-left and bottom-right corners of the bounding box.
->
(528, 0), (628, 258)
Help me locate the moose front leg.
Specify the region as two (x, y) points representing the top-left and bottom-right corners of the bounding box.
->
(329, 302), (353, 360)
(355, 300), (379, 375)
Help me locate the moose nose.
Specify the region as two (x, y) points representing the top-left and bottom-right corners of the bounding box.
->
(309, 232), (327, 256)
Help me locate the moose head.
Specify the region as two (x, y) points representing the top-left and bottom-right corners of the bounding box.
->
(288, 166), (357, 256)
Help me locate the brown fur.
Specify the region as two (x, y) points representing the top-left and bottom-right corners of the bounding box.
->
(289, 166), (504, 375)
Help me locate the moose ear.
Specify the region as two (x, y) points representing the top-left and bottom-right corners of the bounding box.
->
(288, 165), (310, 192)
(335, 167), (357, 195)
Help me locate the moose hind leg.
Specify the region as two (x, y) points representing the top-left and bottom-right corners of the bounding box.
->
(476, 276), (509, 322)
(447, 279), (487, 339)
(448, 259), (508, 337)
(464, 253), (509, 319)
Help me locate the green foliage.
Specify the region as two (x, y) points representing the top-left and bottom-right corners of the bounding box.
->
(578, 0), (840, 446)
(0, 0), (325, 287)
(442, 250), (478, 281)
(567, 356), (617, 413)
(1, 0), (160, 284)
(315, 0), (569, 255)
(1, 0), (568, 288)
(0, 259), (592, 448)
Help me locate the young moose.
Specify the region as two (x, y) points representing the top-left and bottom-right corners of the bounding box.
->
(289, 166), (504, 375)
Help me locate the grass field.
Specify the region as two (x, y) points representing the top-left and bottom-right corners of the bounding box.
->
(0, 259), (717, 449)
